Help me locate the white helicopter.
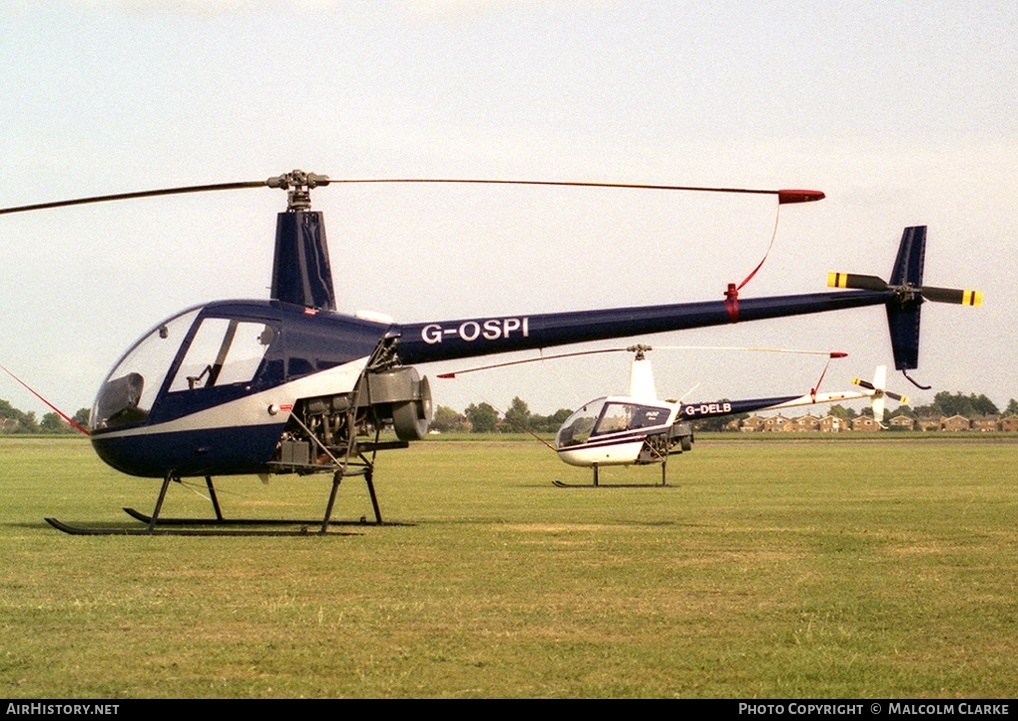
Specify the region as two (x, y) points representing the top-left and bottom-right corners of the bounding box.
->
(549, 345), (906, 486)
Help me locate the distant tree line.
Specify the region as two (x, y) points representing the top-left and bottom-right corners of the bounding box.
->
(909, 392), (1012, 419)
(832, 392), (1012, 424)
(5, 391), (1014, 437)
(431, 397), (573, 434)
(0, 399), (89, 434)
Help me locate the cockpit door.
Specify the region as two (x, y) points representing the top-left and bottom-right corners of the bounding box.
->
(167, 317), (277, 393)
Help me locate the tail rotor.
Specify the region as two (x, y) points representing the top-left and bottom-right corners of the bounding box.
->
(828, 226), (981, 386)
(851, 366), (909, 427)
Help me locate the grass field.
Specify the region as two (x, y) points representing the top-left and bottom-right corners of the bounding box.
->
(1, 434), (1016, 698)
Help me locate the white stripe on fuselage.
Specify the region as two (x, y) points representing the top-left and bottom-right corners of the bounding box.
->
(95, 356), (370, 439)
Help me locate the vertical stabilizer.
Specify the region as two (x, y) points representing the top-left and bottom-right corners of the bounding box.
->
(889, 226), (926, 286)
(885, 226), (926, 370)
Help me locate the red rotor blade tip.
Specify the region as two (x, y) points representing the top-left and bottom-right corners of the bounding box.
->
(830, 352), (848, 358)
(778, 189), (826, 204)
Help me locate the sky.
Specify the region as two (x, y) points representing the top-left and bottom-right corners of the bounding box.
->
(1, 0), (1015, 420)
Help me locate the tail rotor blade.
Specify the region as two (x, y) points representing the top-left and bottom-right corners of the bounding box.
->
(827, 272), (981, 307)
(829, 226), (981, 377)
(828, 273), (889, 291)
(852, 378), (876, 391)
(922, 286), (983, 306)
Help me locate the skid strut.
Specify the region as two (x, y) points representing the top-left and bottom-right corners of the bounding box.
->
(46, 464), (404, 536)
(552, 459), (672, 489)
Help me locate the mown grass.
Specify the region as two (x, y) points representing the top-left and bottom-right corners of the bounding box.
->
(1, 435), (1016, 698)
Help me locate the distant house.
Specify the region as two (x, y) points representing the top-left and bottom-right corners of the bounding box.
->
(740, 415), (766, 433)
(888, 414), (915, 431)
(1002, 415), (1018, 433)
(851, 416), (881, 432)
(762, 414), (793, 433)
(942, 414), (971, 432)
(971, 416), (1000, 432)
(793, 414), (821, 432)
(0, 418), (19, 432)
(917, 416), (945, 432)
(819, 415), (845, 433)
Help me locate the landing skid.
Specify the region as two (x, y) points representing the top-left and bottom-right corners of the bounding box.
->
(44, 517), (360, 537)
(552, 479), (670, 488)
(552, 461), (672, 488)
(46, 461), (403, 537)
(120, 507), (411, 527)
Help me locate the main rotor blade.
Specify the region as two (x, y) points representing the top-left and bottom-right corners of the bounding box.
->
(654, 345), (845, 357)
(0, 180), (268, 215)
(330, 178), (824, 204)
(0, 362), (89, 435)
(2, 173), (824, 216)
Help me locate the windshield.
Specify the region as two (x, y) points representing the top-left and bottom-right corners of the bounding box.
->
(91, 308), (200, 430)
(91, 310), (278, 431)
(556, 398), (605, 448)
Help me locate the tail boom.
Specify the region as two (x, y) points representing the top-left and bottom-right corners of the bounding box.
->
(392, 226), (977, 371)
(394, 290), (890, 365)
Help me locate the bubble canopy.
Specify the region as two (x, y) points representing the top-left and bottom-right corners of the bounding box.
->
(88, 300), (389, 434)
(555, 397), (672, 449)
(91, 307), (202, 430)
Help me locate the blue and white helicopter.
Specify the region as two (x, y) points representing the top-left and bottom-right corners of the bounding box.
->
(550, 345), (905, 486)
(0, 171), (979, 534)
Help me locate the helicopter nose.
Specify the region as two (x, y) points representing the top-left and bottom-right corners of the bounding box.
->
(90, 432), (173, 478)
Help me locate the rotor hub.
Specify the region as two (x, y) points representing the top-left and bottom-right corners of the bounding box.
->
(627, 343), (653, 360)
(266, 169), (331, 211)
(889, 283), (921, 306)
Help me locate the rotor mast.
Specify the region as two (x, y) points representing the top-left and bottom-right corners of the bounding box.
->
(267, 171), (337, 310)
